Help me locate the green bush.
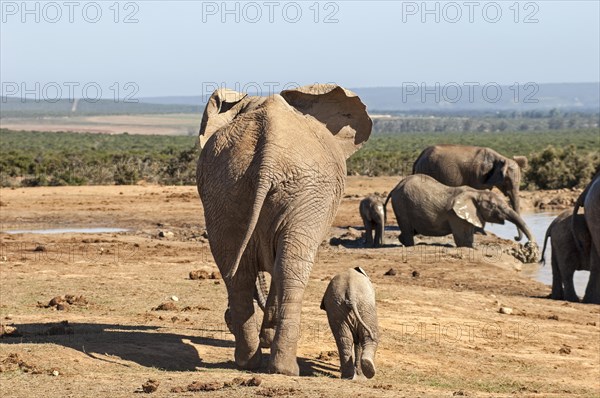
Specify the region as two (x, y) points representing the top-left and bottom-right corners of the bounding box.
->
(525, 145), (600, 189)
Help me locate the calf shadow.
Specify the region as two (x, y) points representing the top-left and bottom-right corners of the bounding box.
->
(0, 321), (337, 376)
(330, 226), (454, 250)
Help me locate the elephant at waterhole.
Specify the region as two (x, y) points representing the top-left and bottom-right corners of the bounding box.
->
(384, 174), (535, 248)
(413, 144), (528, 240)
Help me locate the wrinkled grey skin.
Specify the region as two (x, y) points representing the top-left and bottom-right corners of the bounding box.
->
(384, 174), (535, 248)
(359, 196), (385, 247)
(321, 267), (379, 380)
(573, 171), (600, 304)
(540, 211), (591, 302)
(197, 84), (372, 375)
(413, 144), (528, 241)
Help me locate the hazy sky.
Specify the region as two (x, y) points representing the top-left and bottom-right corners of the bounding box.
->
(1, 1), (599, 98)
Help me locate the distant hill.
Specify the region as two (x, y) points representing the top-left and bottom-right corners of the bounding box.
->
(2, 83), (598, 117)
(0, 98), (200, 117)
(142, 83), (600, 113)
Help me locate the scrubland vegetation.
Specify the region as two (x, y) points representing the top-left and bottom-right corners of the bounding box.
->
(1, 126), (598, 189)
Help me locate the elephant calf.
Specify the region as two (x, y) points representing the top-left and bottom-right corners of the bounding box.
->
(541, 210), (591, 302)
(321, 267), (379, 379)
(359, 196), (385, 247)
(385, 174), (535, 248)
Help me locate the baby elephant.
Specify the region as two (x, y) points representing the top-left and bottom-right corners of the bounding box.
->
(385, 174), (535, 247)
(541, 210), (591, 302)
(359, 196), (385, 247)
(321, 267), (379, 379)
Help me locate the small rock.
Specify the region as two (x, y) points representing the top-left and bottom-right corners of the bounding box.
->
(141, 379), (160, 393)
(153, 302), (178, 311)
(499, 307), (513, 315)
(242, 376), (262, 387)
(186, 381), (223, 392)
(513, 263), (522, 272)
(171, 296), (179, 302)
(384, 268), (397, 276)
(347, 227), (362, 238)
(51, 370), (59, 377)
(412, 270), (420, 278)
(158, 231), (174, 238)
(189, 270), (210, 280)
(559, 345), (571, 355)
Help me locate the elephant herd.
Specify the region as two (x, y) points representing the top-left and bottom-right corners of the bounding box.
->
(361, 149), (600, 306)
(195, 84), (598, 379)
(360, 145), (535, 249)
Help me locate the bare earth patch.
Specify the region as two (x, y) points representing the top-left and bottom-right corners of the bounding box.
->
(0, 178), (598, 397)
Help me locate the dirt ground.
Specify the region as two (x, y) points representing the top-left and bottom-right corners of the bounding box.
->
(0, 177), (598, 398)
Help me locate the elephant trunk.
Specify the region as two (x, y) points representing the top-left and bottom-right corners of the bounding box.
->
(506, 188), (523, 241)
(506, 208), (534, 243)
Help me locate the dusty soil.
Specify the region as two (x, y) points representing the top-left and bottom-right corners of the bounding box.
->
(0, 177), (597, 398)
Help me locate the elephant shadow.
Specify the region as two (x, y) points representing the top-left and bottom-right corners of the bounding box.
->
(0, 321), (338, 376)
(329, 226), (455, 250)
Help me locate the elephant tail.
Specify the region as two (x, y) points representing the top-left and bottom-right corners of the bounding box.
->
(540, 223), (552, 265)
(383, 189), (393, 212)
(254, 271), (268, 311)
(226, 178), (271, 281)
(349, 300), (375, 341)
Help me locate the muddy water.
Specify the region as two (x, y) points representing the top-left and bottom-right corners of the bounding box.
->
(486, 212), (590, 297)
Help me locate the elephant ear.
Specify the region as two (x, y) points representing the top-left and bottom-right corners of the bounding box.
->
(482, 158), (507, 186)
(280, 84), (372, 159)
(512, 155), (528, 169)
(451, 191), (484, 228)
(198, 89), (248, 148)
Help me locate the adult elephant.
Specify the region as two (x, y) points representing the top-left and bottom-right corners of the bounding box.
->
(573, 170), (600, 304)
(413, 145), (528, 240)
(385, 174), (535, 248)
(196, 84), (372, 375)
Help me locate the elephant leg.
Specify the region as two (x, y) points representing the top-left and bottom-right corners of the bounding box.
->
(550, 247), (564, 300)
(332, 324), (355, 379)
(373, 221), (383, 248)
(583, 247), (600, 304)
(260, 277), (278, 348)
(561, 265), (579, 302)
(399, 231), (414, 247)
(227, 257), (262, 370)
(393, 207), (414, 246)
(449, 219), (475, 248)
(353, 338), (365, 380)
(268, 233), (319, 376)
(360, 340), (377, 379)
(364, 219), (374, 246)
